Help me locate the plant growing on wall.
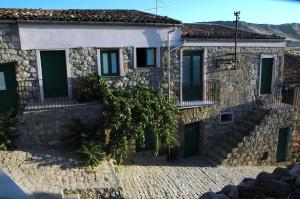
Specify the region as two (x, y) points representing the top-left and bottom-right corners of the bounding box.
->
(72, 73), (106, 103)
(63, 118), (106, 168)
(101, 83), (179, 164)
(0, 111), (18, 150)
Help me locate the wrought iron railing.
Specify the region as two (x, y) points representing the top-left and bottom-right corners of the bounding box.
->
(260, 86), (299, 109)
(17, 78), (97, 111)
(178, 80), (221, 108)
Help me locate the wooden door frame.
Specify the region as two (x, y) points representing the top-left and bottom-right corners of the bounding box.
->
(259, 54), (277, 96)
(36, 49), (71, 102)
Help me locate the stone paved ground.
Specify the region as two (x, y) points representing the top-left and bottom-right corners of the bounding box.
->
(119, 154), (276, 199)
(0, 148), (122, 199)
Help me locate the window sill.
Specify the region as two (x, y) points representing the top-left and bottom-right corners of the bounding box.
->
(134, 67), (161, 72)
(101, 75), (121, 78)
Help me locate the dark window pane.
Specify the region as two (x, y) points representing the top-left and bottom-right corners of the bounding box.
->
(137, 48), (156, 67)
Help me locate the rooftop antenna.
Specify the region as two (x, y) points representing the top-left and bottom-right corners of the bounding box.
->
(234, 11), (240, 69)
(144, 0), (173, 15)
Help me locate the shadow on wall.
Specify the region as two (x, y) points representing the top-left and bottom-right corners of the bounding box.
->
(143, 29), (164, 47)
(127, 102), (255, 167)
(29, 192), (62, 199)
(129, 101), (296, 167)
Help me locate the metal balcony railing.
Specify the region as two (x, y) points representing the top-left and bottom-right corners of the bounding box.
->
(260, 86), (299, 109)
(17, 78), (97, 111)
(178, 80), (221, 108)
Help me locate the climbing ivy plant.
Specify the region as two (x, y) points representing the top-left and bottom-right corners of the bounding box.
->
(100, 80), (179, 164)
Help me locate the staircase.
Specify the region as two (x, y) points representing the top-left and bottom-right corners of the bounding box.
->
(207, 106), (271, 165)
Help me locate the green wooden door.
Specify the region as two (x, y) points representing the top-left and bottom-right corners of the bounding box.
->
(276, 127), (289, 163)
(40, 51), (68, 98)
(184, 123), (199, 157)
(182, 51), (203, 101)
(0, 63), (18, 115)
(260, 58), (273, 94)
(136, 128), (155, 152)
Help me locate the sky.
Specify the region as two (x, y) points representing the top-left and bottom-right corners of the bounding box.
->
(0, 0), (300, 24)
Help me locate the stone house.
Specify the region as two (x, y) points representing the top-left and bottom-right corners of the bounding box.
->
(0, 8), (298, 165)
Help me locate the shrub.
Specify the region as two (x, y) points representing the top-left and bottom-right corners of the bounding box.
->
(63, 118), (102, 150)
(79, 142), (105, 168)
(102, 85), (179, 164)
(0, 111), (18, 151)
(72, 73), (106, 103)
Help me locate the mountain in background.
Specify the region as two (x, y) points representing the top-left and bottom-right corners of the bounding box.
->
(203, 21), (300, 47)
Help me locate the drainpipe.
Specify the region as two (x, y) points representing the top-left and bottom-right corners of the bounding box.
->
(168, 25), (176, 101)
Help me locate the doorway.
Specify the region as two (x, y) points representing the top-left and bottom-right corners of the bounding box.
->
(276, 127), (289, 163)
(184, 122), (200, 157)
(40, 51), (68, 98)
(0, 63), (18, 115)
(182, 51), (203, 102)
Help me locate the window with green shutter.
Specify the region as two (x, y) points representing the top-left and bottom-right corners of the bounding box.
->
(100, 50), (120, 76)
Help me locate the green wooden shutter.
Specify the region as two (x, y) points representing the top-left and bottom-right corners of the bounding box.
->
(101, 50), (119, 76)
(0, 63), (18, 115)
(260, 58), (273, 94)
(276, 127), (289, 162)
(182, 51), (203, 101)
(40, 51), (68, 98)
(184, 122), (199, 157)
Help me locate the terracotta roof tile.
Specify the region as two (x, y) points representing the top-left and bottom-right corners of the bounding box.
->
(0, 8), (181, 25)
(182, 23), (284, 40)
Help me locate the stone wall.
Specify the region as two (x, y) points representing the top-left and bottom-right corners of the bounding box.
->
(167, 46), (285, 107)
(167, 46), (285, 156)
(222, 106), (297, 166)
(201, 164), (300, 199)
(16, 104), (102, 147)
(0, 23), (37, 81)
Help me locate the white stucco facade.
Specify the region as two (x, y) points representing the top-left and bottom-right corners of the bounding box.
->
(18, 23), (182, 50)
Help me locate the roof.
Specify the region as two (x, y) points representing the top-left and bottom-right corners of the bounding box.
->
(0, 8), (181, 25)
(182, 23), (284, 40)
(284, 53), (300, 85)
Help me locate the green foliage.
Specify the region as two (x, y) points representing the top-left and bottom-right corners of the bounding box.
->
(101, 82), (179, 164)
(63, 118), (101, 150)
(69, 74), (179, 165)
(72, 73), (106, 103)
(0, 111), (18, 151)
(79, 142), (105, 168)
(63, 118), (105, 168)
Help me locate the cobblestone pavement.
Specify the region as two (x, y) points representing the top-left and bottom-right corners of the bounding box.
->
(0, 148), (122, 199)
(119, 155), (276, 199)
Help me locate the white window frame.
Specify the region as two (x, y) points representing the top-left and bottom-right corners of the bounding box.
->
(97, 48), (123, 76)
(0, 72), (6, 91)
(259, 54), (277, 96)
(180, 49), (207, 106)
(219, 112), (234, 124)
(36, 49), (71, 102)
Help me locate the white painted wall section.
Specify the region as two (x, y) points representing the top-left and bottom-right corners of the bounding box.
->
(19, 24), (182, 50)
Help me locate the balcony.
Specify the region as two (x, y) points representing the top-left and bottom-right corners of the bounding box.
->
(178, 80), (221, 109)
(17, 78), (97, 111)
